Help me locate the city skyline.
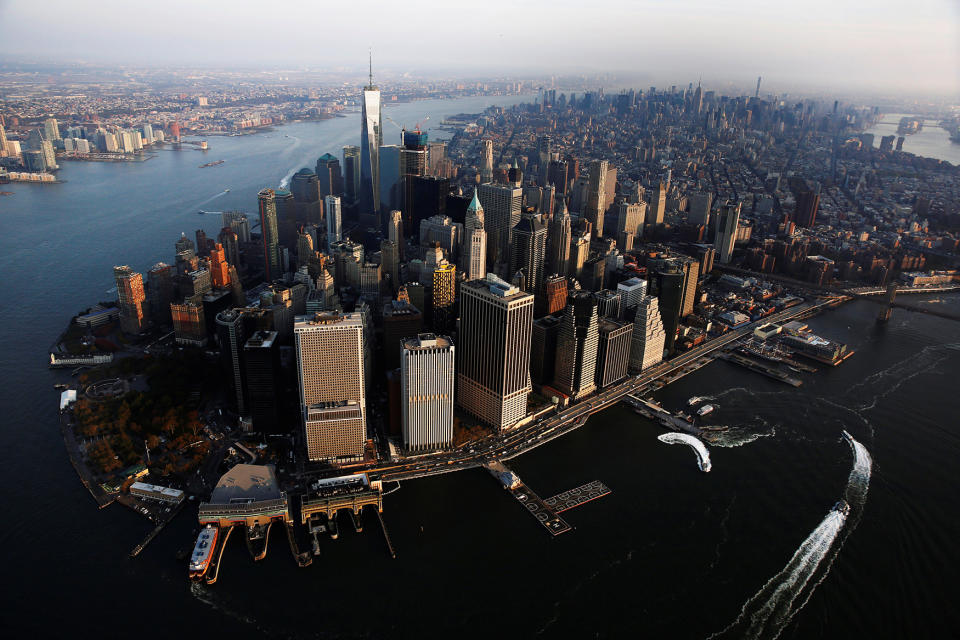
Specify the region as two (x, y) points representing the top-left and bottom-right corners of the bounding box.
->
(0, 0), (957, 96)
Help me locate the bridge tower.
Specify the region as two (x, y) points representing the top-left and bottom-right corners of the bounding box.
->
(877, 282), (897, 323)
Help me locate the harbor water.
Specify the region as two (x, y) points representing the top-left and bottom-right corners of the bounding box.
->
(2, 95), (959, 638)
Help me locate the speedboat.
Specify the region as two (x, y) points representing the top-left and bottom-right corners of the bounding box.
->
(687, 396), (706, 406)
(697, 404), (716, 417)
(832, 500), (851, 517)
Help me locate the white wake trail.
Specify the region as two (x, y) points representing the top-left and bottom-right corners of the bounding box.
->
(658, 432), (712, 472)
(707, 431), (871, 640)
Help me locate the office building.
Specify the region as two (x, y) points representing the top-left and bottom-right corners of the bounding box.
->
(359, 61), (382, 220)
(617, 277), (647, 317)
(547, 202), (572, 278)
(688, 192), (712, 226)
(171, 301), (207, 346)
(553, 292), (599, 399)
(510, 213), (548, 296)
(379, 144), (402, 213)
(629, 296), (665, 371)
(478, 182), (523, 274)
(596, 319), (633, 388)
(541, 274), (568, 317)
(480, 139), (494, 184)
(594, 289), (621, 319)
(617, 201), (646, 244)
(530, 314), (561, 387)
(401, 334), (455, 450)
(409, 175), (450, 237)
(383, 300), (424, 370)
(713, 201), (741, 264)
(342, 146), (361, 204)
(649, 182), (667, 226)
(258, 188), (281, 281)
(585, 160), (608, 239)
(216, 309), (247, 414)
(794, 191), (819, 228)
(244, 330), (281, 432)
(419, 215), (461, 260)
(147, 262), (175, 327)
(223, 211), (251, 243)
(457, 275), (534, 430)
(431, 263), (456, 334)
(208, 243), (231, 288)
(295, 312), (366, 461)
(325, 195), (342, 251)
(462, 189), (487, 281)
(114, 266), (147, 335)
(316, 153), (344, 199)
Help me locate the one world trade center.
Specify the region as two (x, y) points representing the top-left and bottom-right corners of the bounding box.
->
(359, 53), (382, 227)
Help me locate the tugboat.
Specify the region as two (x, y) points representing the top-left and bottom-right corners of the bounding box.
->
(697, 404), (716, 417)
(833, 500), (851, 517)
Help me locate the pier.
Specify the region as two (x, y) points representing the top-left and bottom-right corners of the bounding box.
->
(129, 500), (185, 558)
(245, 521), (272, 561)
(544, 481), (611, 513)
(717, 351), (803, 386)
(204, 525), (235, 585)
(485, 461), (572, 536)
(373, 506), (397, 559)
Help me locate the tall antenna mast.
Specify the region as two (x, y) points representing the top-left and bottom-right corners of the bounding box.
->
(368, 48), (373, 87)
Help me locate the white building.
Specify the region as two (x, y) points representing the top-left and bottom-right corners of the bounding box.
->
(401, 334), (455, 451)
(629, 295), (665, 371)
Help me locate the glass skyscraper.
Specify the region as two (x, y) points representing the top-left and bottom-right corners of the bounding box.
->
(359, 59), (382, 223)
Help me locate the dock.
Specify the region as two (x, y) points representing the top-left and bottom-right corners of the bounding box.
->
(717, 351), (803, 386)
(244, 521), (272, 561)
(374, 506), (397, 559)
(544, 481), (611, 513)
(204, 525), (234, 585)
(129, 499), (185, 558)
(485, 461), (572, 536)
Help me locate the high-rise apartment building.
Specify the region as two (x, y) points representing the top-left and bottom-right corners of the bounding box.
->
(295, 312), (366, 461)
(713, 201), (741, 264)
(114, 266), (147, 335)
(457, 275), (534, 430)
(629, 296), (665, 371)
(553, 292), (599, 399)
(401, 334), (455, 451)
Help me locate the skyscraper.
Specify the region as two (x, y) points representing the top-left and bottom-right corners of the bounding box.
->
(258, 188), (281, 281)
(594, 289), (622, 319)
(794, 191), (820, 228)
(553, 292), (599, 399)
(401, 334), (455, 451)
(713, 201), (741, 264)
(244, 330), (281, 433)
(617, 277), (648, 318)
(585, 160), (608, 239)
(359, 56), (382, 222)
(548, 202), (572, 278)
(541, 274), (569, 317)
(510, 213), (548, 296)
(431, 263), (457, 334)
(342, 146), (361, 204)
(378, 144), (402, 213)
(480, 139), (494, 184)
(688, 192), (712, 226)
(215, 309), (247, 414)
(616, 201), (646, 247)
(629, 296), (665, 371)
(147, 262), (175, 327)
(478, 182), (522, 273)
(649, 182), (667, 226)
(316, 153), (344, 199)
(596, 318), (633, 388)
(462, 189), (487, 281)
(325, 195), (342, 251)
(114, 266), (147, 335)
(457, 275), (534, 430)
(295, 312), (366, 461)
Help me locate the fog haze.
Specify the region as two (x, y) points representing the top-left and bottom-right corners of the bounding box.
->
(1, 0), (957, 95)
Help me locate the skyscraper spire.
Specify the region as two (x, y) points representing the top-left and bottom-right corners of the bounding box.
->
(368, 48), (373, 88)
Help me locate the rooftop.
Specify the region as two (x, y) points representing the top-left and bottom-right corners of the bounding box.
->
(209, 464), (281, 504)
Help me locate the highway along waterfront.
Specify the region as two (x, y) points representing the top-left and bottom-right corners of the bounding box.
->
(2, 103), (959, 636)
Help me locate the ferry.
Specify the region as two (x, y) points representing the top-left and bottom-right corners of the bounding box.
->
(687, 396), (707, 406)
(833, 500), (851, 517)
(189, 525), (218, 579)
(697, 404), (716, 417)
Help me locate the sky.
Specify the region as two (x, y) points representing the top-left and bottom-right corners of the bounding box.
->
(0, 0), (957, 96)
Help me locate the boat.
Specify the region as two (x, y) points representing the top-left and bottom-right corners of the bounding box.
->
(697, 404), (716, 417)
(188, 524), (218, 579)
(223, 188), (230, 193)
(833, 500), (851, 517)
(54, 383), (69, 390)
(841, 430), (853, 444)
(687, 396), (706, 406)
(198, 159), (225, 168)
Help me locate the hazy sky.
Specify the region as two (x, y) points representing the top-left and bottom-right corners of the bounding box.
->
(1, 0), (957, 96)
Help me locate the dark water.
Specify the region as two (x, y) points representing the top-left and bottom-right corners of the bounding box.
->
(3, 97), (959, 638)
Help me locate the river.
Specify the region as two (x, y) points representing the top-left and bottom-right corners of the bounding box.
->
(863, 112), (960, 165)
(2, 94), (959, 639)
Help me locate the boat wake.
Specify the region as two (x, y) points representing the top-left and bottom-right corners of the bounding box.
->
(707, 431), (871, 640)
(702, 427), (775, 449)
(657, 432), (712, 472)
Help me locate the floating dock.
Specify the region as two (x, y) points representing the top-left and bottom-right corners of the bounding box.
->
(485, 461), (572, 536)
